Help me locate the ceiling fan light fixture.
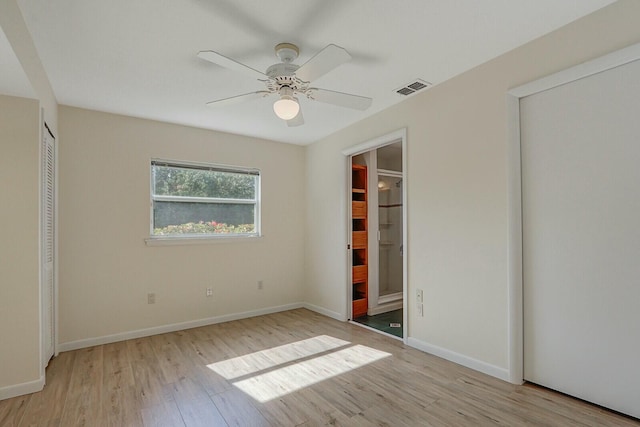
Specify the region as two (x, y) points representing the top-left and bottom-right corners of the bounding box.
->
(273, 90), (300, 120)
(273, 97), (299, 120)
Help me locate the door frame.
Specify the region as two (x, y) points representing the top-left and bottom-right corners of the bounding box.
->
(506, 41), (640, 384)
(342, 128), (408, 343)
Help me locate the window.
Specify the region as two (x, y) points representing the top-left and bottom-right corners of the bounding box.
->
(150, 160), (260, 239)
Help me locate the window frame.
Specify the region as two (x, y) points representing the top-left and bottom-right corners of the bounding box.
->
(147, 158), (261, 243)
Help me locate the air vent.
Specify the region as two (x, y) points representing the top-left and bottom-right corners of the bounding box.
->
(396, 87), (414, 96)
(395, 79), (432, 96)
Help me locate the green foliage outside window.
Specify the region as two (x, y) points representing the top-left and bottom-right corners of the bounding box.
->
(154, 166), (255, 199)
(151, 163), (258, 236)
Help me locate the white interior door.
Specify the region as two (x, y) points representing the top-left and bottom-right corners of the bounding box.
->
(521, 58), (640, 418)
(42, 124), (55, 366)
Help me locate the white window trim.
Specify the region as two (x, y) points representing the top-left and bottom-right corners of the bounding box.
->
(145, 234), (263, 246)
(146, 158), (261, 245)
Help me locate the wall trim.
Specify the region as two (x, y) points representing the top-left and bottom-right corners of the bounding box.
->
(506, 41), (640, 385)
(509, 42), (640, 99)
(506, 93), (524, 385)
(341, 128), (406, 157)
(58, 303), (303, 352)
(0, 376), (45, 401)
(302, 303), (346, 322)
(407, 337), (510, 382)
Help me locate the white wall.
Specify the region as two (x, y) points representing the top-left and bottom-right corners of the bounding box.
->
(304, 0), (640, 376)
(0, 95), (40, 393)
(58, 106), (306, 346)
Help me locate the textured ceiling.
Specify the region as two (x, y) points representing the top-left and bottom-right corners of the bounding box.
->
(12, 0), (615, 144)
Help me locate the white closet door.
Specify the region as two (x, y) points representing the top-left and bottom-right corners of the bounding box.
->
(42, 126), (55, 366)
(521, 58), (640, 419)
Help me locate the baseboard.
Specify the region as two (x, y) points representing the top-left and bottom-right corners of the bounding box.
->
(368, 300), (403, 316)
(0, 376), (44, 400)
(301, 302), (346, 322)
(377, 292), (403, 305)
(58, 302), (304, 352)
(407, 337), (510, 382)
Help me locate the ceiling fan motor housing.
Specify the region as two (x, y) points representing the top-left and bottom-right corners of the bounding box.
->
(274, 42), (299, 63)
(266, 63), (299, 78)
(265, 43), (313, 97)
(265, 63), (310, 97)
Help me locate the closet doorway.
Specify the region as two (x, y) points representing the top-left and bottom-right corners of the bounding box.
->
(344, 130), (407, 341)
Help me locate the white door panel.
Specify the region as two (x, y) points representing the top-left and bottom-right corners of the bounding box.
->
(42, 125), (55, 366)
(521, 58), (640, 418)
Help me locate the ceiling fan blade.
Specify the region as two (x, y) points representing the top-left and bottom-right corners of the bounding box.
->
(295, 44), (351, 83)
(286, 109), (304, 127)
(206, 91), (271, 107)
(308, 88), (372, 111)
(198, 50), (267, 80)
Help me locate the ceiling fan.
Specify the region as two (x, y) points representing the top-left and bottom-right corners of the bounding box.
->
(197, 43), (373, 127)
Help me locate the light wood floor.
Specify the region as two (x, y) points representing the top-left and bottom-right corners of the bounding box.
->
(1, 309), (638, 426)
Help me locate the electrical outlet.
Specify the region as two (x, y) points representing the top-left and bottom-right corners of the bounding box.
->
(416, 289), (423, 303)
(257, 280), (264, 290)
(147, 293), (156, 304)
(206, 287), (213, 297)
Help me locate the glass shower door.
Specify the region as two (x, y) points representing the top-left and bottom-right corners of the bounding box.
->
(378, 174), (403, 301)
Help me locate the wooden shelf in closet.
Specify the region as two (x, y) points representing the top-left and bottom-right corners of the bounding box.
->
(352, 231), (367, 248)
(352, 201), (367, 218)
(351, 164), (368, 318)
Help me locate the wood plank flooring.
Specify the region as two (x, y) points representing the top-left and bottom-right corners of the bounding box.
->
(1, 308), (638, 426)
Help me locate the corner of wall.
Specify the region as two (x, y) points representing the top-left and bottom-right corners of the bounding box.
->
(0, 376), (44, 401)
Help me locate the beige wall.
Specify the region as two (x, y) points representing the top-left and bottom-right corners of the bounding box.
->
(58, 106), (305, 345)
(0, 95), (40, 391)
(304, 0), (640, 372)
(1, 0), (62, 397)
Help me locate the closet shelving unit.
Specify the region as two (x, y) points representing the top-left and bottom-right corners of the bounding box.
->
(351, 164), (368, 318)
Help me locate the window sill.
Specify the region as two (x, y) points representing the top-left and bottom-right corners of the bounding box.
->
(145, 234), (262, 246)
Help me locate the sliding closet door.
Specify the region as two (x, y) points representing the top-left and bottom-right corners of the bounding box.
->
(521, 58), (640, 418)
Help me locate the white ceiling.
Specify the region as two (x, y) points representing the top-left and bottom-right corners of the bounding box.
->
(12, 0), (614, 145)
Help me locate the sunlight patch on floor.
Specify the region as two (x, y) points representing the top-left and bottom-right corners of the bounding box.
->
(207, 335), (350, 380)
(232, 344), (390, 402)
(206, 335), (391, 403)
